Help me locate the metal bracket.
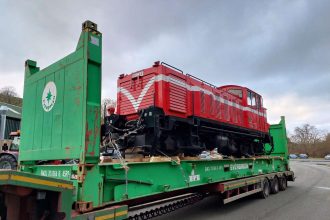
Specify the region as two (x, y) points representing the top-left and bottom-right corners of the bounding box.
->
(75, 201), (93, 213)
(82, 20), (100, 35)
(77, 164), (87, 183)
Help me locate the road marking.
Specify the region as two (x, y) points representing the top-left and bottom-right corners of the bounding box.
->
(315, 186), (330, 190)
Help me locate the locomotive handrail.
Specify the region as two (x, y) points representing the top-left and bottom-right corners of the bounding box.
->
(161, 62), (184, 74)
(186, 73), (217, 89)
(160, 61), (217, 89)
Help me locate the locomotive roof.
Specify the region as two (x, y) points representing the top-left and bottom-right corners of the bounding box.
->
(118, 62), (262, 97)
(218, 85), (261, 96)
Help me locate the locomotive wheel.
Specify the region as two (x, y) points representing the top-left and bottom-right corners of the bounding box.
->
(271, 176), (279, 194)
(279, 176), (287, 191)
(259, 178), (270, 199)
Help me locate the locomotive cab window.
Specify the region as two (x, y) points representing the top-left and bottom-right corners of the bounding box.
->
(247, 91), (257, 107)
(228, 89), (242, 98)
(247, 91), (263, 109)
(256, 96), (262, 109)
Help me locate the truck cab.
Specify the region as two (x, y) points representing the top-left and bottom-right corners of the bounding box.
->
(0, 131), (20, 170)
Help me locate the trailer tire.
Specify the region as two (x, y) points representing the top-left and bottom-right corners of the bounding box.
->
(271, 176), (279, 194)
(259, 178), (270, 199)
(279, 176), (287, 191)
(0, 154), (17, 170)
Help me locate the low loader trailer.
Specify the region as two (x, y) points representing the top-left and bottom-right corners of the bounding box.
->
(0, 21), (294, 220)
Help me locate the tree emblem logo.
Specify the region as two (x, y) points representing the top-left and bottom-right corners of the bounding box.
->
(42, 81), (57, 112)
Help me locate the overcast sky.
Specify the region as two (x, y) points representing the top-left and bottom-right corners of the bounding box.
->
(0, 0), (329, 133)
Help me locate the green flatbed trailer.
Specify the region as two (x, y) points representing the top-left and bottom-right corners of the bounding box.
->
(0, 21), (294, 220)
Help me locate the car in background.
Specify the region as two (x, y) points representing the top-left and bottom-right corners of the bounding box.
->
(289, 154), (298, 159)
(324, 154), (330, 160)
(298, 154), (309, 159)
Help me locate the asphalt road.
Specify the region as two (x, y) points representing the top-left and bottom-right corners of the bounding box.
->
(155, 160), (330, 220)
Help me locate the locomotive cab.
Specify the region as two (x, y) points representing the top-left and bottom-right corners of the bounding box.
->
(221, 85), (268, 133)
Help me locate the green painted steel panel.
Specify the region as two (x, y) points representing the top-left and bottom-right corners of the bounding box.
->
(20, 22), (102, 163)
(267, 116), (289, 160)
(101, 157), (287, 202)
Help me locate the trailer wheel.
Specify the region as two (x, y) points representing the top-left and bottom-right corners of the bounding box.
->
(259, 178), (270, 199)
(279, 176), (287, 191)
(271, 176), (279, 194)
(0, 154), (17, 170)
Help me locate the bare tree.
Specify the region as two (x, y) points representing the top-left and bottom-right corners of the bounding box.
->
(290, 124), (327, 154)
(101, 98), (116, 120)
(0, 86), (22, 106)
(289, 124), (329, 157)
(291, 124), (325, 145)
(326, 133), (330, 142)
(324, 133), (330, 147)
(0, 86), (18, 97)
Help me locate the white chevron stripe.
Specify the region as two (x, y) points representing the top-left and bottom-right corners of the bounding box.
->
(119, 77), (155, 111)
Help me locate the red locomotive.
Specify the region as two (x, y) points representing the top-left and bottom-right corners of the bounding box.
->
(105, 62), (272, 157)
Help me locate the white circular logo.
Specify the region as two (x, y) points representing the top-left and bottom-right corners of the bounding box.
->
(42, 81), (57, 112)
